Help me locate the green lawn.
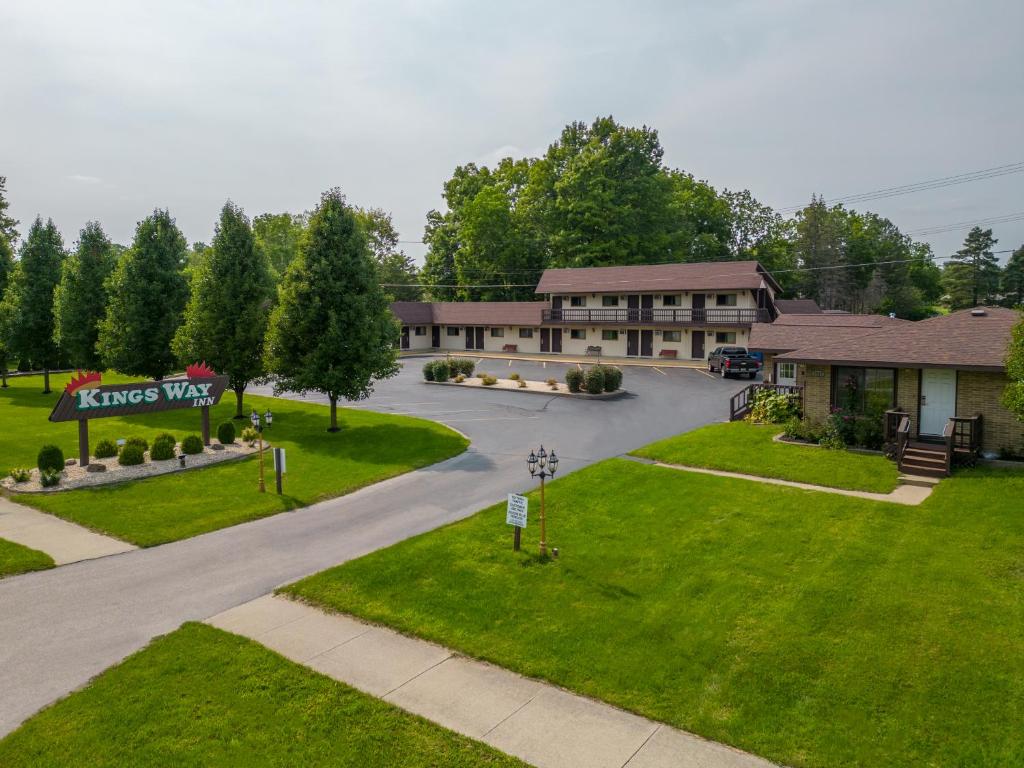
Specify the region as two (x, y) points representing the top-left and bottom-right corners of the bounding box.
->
(285, 459), (1024, 768)
(0, 537), (54, 578)
(0, 622), (523, 767)
(632, 421), (900, 493)
(2, 372), (467, 546)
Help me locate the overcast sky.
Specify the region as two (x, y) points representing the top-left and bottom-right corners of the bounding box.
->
(2, 1), (1022, 266)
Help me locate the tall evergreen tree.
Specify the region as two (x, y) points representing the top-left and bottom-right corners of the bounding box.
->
(173, 202), (274, 418)
(53, 221), (116, 369)
(0, 233), (14, 387)
(264, 189), (399, 431)
(1001, 246), (1024, 308)
(0, 176), (18, 246)
(97, 209), (189, 379)
(942, 226), (1001, 309)
(793, 197), (848, 308)
(0, 217), (64, 392)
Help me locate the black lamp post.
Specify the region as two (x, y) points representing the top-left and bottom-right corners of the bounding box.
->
(527, 445), (558, 556)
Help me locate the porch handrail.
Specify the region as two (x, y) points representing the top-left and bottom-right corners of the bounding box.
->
(942, 420), (955, 476)
(896, 416), (911, 467)
(884, 409), (908, 443)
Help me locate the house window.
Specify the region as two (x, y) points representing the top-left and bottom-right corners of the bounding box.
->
(715, 332), (736, 344)
(570, 328), (587, 340)
(602, 330), (618, 341)
(832, 367), (896, 414)
(414, 326), (427, 336)
(519, 328), (534, 339)
(716, 294), (738, 307)
(490, 327), (505, 338)
(663, 330), (682, 342)
(446, 327), (460, 336)
(777, 362), (797, 382)
(570, 296), (587, 307)
(662, 295), (680, 307)
(602, 296), (619, 307)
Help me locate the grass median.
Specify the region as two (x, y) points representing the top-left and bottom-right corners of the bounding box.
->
(0, 538), (54, 579)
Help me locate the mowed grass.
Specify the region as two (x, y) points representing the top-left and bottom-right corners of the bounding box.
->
(285, 459), (1024, 768)
(632, 420), (900, 492)
(1, 372), (467, 546)
(0, 623), (524, 767)
(0, 537), (54, 578)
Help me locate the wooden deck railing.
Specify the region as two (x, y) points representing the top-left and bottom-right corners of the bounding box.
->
(729, 382), (804, 421)
(542, 307), (771, 326)
(948, 414), (983, 467)
(896, 416), (911, 469)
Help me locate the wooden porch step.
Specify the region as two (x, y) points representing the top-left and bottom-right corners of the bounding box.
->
(902, 449), (946, 467)
(898, 474), (942, 488)
(899, 461), (947, 478)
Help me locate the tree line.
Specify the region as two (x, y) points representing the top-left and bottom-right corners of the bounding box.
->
(0, 181), (397, 431)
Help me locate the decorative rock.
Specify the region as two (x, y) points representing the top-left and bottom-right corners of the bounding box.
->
(86, 463), (107, 473)
(65, 458), (77, 466)
(210, 443), (225, 451)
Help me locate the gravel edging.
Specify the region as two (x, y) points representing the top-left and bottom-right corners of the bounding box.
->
(423, 378), (625, 400)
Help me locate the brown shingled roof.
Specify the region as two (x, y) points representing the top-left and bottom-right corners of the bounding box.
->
(750, 314), (911, 353)
(774, 299), (822, 314)
(776, 307), (1021, 371)
(535, 260), (780, 295)
(391, 301), (545, 326)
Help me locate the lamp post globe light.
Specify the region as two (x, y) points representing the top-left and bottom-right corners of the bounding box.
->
(527, 445), (558, 557)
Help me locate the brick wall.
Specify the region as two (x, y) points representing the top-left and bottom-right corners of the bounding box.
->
(801, 364), (831, 423)
(957, 371), (1024, 454)
(895, 368), (920, 438)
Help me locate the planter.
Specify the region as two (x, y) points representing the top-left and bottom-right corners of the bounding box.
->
(424, 378), (624, 400)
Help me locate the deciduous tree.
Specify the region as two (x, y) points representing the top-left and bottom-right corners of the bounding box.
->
(1001, 246), (1024, 308)
(53, 221), (116, 369)
(254, 212), (307, 281)
(0, 233), (14, 387)
(1003, 313), (1024, 424)
(264, 189), (399, 431)
(0, 176), (18, 246)
(354, 207), (423, 301)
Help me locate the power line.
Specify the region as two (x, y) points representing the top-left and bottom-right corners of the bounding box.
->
(905, 211), (1024, 237)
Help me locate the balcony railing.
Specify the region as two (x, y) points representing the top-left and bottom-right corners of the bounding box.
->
(541, 307), (770, 325)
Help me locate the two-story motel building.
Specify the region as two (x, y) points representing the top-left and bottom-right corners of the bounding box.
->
(391, 261), (779, 360)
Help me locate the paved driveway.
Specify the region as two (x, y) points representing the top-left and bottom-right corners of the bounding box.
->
(0, 357), (748, 736)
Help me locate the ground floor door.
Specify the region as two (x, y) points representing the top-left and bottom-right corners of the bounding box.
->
(640, 329), (653, 356)
(475, 327), (485, 350)
(691, 331), (705, 359)
(401, 326), (410, 350)
(775, 361), (797, 386)
(431, 326), (440, 347)
(626, 329), (639, 356)
(465, 327), (474, 350)
(551, 328), (562, 353)
(920, 368), (957, 435)
(464, 327), (484, 351)
(540, 328), (550, 352)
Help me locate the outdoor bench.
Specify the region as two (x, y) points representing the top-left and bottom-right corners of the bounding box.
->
(585, 346), (602, 356)
(659, 349), (678, 358)
(502, 344), (518, 353)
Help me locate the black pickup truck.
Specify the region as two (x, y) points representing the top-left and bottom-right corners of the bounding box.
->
(707, 346), (762, 379)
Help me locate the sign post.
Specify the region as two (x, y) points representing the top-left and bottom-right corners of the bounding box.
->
(273, 447), (286, 495)
(506, 493), (528, 551)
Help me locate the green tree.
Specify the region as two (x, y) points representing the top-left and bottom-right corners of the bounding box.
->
(354, 207), (422, 302)
(53, 221), (116, 369)
(254, 212), (307, 280)
(0, 217), (65, 392)
(421, 210), (459, 300)
(942, 226), (1001, 309)
(0, 233), (14, 387)
(173, 202), (274, 418)
(1003, 313), (1024, 424)
(723, 188), (795, 276)
(264, 189), (399, 431)
(792, 197), (848, 309)
(1001, 246), (1024, 308)
(97, 209), (189, 379)
(0, 176), (18, 246)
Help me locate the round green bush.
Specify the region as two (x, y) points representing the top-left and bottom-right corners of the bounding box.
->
(423, 361), (436, 381)
(565, 368), (584, 393)
(217, 421), (236, 445)
(601, 365), (622, 392)
(118, 444), (145, 466)
(449, 358), (476, 376)
(94, 439), (118, 459)
(432, 361), (451, 382)
(37, 444), (65, 473)
(181, 435), (204, 455)
(150, 433), (177, 461)
(125, 436), (149, 453)
(583, 366), (605, 394)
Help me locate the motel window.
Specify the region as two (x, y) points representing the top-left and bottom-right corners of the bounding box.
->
(832, 367), (896, 414)
(570, 296), (587, 307)
(716, 294), (738, 307)
(490, 327), (505, 338)
(662, 295), (680, 307)
(602, 330), (618, 341)
(519, 328), (534, 339)
(715, 331), (736, 344)
(446, 327), (460, 336)
(570, 328), (587, 340)
(602, 296), (619, 307)
(777, 362), (796, 381)
(414, 326), (427, 336)
(663, 330), (682, 342)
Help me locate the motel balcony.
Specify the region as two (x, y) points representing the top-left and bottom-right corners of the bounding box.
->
(540, 307), (771, 327)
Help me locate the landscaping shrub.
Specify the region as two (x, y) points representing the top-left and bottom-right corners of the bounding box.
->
(749, 389), (800, 424)
(853, 414), (885, 450)
(565, 368), (583, 393)
(422, 361), (436, 381)
(94, 439), (118, 459)
(583, 366), (605, 394)
(517, 379), (527, 388)
(37, 444), (65, 473)
(782, 417), (824, 443)
(118, 444), (145, 466)
(432, 361), (451, 382)
(241, 427), (259, 446)
(125, 436), (149, 453)
(601, 365), (622, 392)
(9, 467), (31, 483)
(449, 358), (476, 376)
(546, 377), (558, 387)
(181, 435), (204, 455)
(39, 469), (62, 488)
(820, 415), (847, 450)
(509, 372), (521, 381)
(217, 421), (236, 445)
(481, 374), (498, 386)
(454, 373), (466, 383)
(150, 433), (177, 461)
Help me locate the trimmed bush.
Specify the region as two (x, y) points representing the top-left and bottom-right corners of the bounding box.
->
(118, 444), (145, 466)
(583, 366), (605, 394)
(217, 421), (236, 445)
(481, 374), (498, 386)
(94, 439), (118, 459)
(9, 467), (31, 483)
(39, 469), (62, 488)
(454, 373), (466, 383)
(37, 444), (65, 473)
(546, 377), (557, 387)
(181, 435), (204, 455)
(449, 358), (476, 376)
(423, 361), (436, 381)
(125, 436), (149, 453)
(432, 361), (451, 382)
(509, 372), (521, 381)
(241, 427), (259, 446)
(601, 365), (622, 392)
(565, 368), (583, 393)
(150, 433), (177, 461)
(517, 379), (527, 388)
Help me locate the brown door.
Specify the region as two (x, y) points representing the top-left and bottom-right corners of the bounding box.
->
(640, 329), (653, 356)
(465, 327), (474, 350)
(475, 327), (485, 349)
(641, 295), (653, 323)
(551, 295), (563, 321)
(627, 295), (640, 323)
(692, 293), (705, 323)
(626, 329), (639, 356)
(431, 326), (440, 347)
(551, 328), (562, 353)
(691, 331), (705, 359)
(540, 328), (550, 352)
(401, 326), (410, 350)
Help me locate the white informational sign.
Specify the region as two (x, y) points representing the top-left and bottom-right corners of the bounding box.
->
(506, 494), (528, 528)
(273, 448), (286, 473)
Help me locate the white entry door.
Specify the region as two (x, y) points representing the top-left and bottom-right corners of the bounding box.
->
(775, 361), (797, 386)
(920, 369), (957, 436)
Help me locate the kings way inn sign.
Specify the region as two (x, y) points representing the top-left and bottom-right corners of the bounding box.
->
(49, 363), (229, 467)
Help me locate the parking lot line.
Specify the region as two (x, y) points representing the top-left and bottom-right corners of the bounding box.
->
(693, 367), (715, 379)
(651, 367), (667, 376)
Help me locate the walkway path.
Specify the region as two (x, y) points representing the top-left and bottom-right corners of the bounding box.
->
(0, 496), (135, 564)
(209, 595), (778, 768)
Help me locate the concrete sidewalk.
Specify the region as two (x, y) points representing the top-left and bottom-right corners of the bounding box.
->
(208, 595), (778, 768)
(0, 496), (135, 565)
